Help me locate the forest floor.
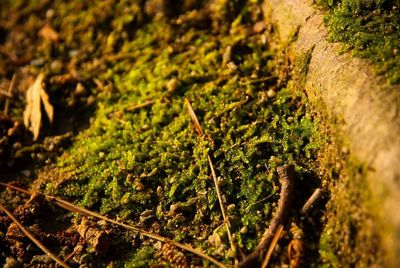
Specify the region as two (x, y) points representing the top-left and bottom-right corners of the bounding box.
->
(0, 0), (384, 267)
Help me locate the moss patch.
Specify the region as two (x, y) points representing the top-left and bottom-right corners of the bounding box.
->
(316, 0), (400, 84)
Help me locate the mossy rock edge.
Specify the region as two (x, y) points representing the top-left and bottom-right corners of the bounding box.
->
(263, 0), (400, 266)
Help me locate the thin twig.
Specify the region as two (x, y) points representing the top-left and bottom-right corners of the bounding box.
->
(0, 182), (227, 268)
(238, 164), (295, 268)
(0, 202), (70, 268)
(4, 73), (16, 116)
(261, 224), (284, 268)
(208, 155), (236, 261)
(126, 100), (155, 112)
(185, 99), (237, 262)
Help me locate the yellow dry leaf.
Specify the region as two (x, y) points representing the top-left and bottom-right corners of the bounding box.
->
(23, 73), (54, 140)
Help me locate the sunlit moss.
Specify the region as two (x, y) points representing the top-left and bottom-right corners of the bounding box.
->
(316, 0), (400, 84)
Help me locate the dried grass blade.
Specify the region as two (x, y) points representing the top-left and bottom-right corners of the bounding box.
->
(208, 155), (236, 261)
(185, 98), (204, 136)
(261, 224), (284, 268)
(0, 183), (227, 268)
(127, 100), (155, 112)
(0, 202), (70, 268)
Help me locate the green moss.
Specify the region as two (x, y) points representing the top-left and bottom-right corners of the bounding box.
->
(315, 0), (400, 84)
(1, 0), (328, 265)
(318, 159), (384, 267)
(124, 246), (155, 268)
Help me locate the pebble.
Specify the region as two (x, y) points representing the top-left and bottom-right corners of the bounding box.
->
(267, 88), (276, 98)
(50, 59), (63, 73)
(135, 181), (144, 191)
(75, 83), (86, 96)
(69, 49), (80, 57)
(45, 9), (55, 20)
(20, 169), (31, 177)
(166, 78), (180, 93)
(86, 95), (96, 105)
(30, 58), (45, 67)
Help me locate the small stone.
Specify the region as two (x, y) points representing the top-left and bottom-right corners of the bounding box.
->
(170, 204), (178, 213)
(75, 83), (87, 96)
(287, 116), (294, 123)
(393, 48), (399, 56)
(166, 78), (180, 93)
(267, 88), (276, 98)
(156, 186), (163, 196)
(12, 142), (22, 151)
(69, 49), (80, 57)
(50, 60), (63, 74)
(45, 9), (55, 19)
(30, 58), (45, 67)
(135, 182), (145, 191)
(86, 95), (96, 105)
(20, 169), (31, 177)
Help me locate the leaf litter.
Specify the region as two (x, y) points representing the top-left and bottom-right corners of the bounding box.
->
(23, 73), (54, 140)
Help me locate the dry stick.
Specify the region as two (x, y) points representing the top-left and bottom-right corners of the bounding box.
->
(300, 188), (324, 215)
(261, 224), (284, 268)
(0, 202), (70, 268)
(237, 164), (295, 268)
(4, 73), (16, 116)
(185, 98), (237, 263)
(0, 183), (227, 268)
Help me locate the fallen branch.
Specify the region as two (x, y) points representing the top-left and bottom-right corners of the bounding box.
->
(0, 202), (70, 268)
(0, 182), (227, 268)
(185, 99), (237, 262)
(237, 164), (295, 268)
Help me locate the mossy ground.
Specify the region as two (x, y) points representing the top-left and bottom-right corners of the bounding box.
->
(0, 0), (384, 267)
(315, 0), (400, 84)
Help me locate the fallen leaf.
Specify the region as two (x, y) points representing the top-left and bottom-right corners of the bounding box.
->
(23, 73), (54, 140)
(38, 24), (59, 42)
